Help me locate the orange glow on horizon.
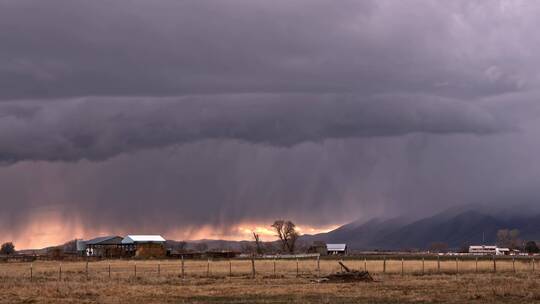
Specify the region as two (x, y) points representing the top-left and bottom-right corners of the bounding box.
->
(2, 209), (88, 250)
(3, 212), (341, 250)
(164, 223), (340, 243)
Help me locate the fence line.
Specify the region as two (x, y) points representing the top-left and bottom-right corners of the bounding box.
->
(0, 256), (538, 281)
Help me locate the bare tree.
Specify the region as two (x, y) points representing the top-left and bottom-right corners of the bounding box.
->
(252, 232), (263, 255)
(271, 220), (299, 253)
(0, 242), (15, 255)
(169, 241), (187, 252)
(177, 241), (187, 251)
(525, 241), (540, 254)
(497, 229), (520, 249)
(63, 239), (78, 253)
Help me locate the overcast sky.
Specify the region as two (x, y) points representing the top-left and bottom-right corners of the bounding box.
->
(2, 0), (540, 248)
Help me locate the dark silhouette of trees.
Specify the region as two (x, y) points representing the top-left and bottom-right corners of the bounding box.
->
(176, 241), (187, 251)
(525, 241), (539, 254)
(271, 220), (299, 253)
(429, 242), (448, 253)
(0, 242), (15, 255)
(458, 243), (471, 253)
(497, 229), (520, 249)
(63, 239), (78, 253)
(263, 242), (277, 254)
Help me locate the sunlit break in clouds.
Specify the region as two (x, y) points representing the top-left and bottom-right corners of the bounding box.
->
(2, 0), (540, 249)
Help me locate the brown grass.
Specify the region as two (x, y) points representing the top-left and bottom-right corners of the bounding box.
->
(1, 258), (539, 303)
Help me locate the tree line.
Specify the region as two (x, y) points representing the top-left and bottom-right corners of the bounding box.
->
(429, 228), (540, 254)
(0, 242), (15, 255)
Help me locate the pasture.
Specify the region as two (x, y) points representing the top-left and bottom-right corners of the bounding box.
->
(1, 257), (540, 303)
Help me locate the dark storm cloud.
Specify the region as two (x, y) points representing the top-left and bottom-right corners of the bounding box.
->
(0, 0), (530, 100)
(2, 0), (540, 246)
(0, 93), (504, 163)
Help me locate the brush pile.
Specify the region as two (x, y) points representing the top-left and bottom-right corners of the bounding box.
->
(316, 261), (374, 283)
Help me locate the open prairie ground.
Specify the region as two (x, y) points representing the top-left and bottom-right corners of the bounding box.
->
(1, 258), (540, 303)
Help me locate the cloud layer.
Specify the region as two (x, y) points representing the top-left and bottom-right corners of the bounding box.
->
(1, 0), (536, 100)
(1, 0), (540, 248)
(0, 93), (504, 163)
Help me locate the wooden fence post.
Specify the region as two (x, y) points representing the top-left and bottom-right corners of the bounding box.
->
(251, 255), (256, 279)
(364, 258), (367, 272)
(317, 255), (320, 277)
(207, 258), (210, 277)
(455, 258), (458, 275)
(493, 256), (496, 273)
(273, 258), (276, 277)
(158, 263), (161, 277)
(229, 259), (232, 277)
(108, 263), (111, 279)
(383, 257), (386, 274)
(401, 258), (404, 276)
(533, 257), (536, 273)
(134, 263), (137, 277)
(437, 256), (440, 273)
(422, 257), (425, 275)
(512, 257), (516, 273)
(181, 256), (185, 280)
(30, 263), (33, 281)
(86, 261), (89, 279)
(59, 263), (62, 281)
(296, 258), (300, 277)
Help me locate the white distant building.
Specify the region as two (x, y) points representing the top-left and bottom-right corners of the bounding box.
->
(469, 245), (511, 255)
(496, 248), (511, 255)
(326, 244), (348, 255)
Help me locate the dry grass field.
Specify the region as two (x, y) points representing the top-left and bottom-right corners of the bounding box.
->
(1, 258), (540, 303)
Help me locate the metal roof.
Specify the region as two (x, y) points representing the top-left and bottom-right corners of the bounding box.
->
(85, 235), (123, 245)
(327, 244), (347, 251)
(121, 235), (166, 244)
(469, 245), (496, 249)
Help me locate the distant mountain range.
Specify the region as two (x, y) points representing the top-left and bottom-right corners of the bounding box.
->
(174, 203), (540, 251)
(301, 203), (540, 250)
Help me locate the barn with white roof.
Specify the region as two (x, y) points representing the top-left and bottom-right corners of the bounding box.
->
(326, 244), (348, 255)
(122, 235), (166, 244)
(121, 235), (167, 258)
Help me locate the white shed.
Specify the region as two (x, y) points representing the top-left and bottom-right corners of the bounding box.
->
(327, 243), (348, 255)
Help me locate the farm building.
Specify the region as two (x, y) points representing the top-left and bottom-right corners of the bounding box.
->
(122, 235), (166, 258)
(468, 245), (497, 255)
(83, 236), (124, 257)
(326, 244), (348, 255)
(205, 250), (240, 259)
(469, 245), (514, 256)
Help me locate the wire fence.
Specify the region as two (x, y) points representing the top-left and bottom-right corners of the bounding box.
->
(0, 256), (537, 281)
